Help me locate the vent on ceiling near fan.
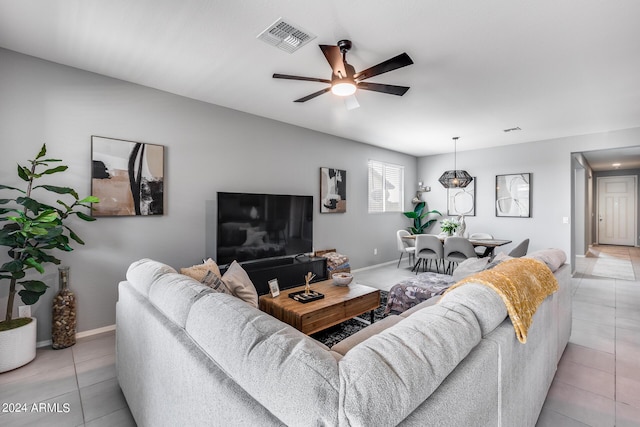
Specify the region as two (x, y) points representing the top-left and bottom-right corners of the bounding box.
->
(504, 127), (522, 133)
(257, 18), (316, 53)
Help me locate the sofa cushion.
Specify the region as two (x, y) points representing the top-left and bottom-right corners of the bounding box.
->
(452, 257), (491, 281)
(487, 251), (513, 268)
(221, 261), (259, 308)
(126, 258), (177, 297)
(186, 293), (339, 426)
(339, 303), (482, 426)
(330, 315), (403, 356)
(439, 283), (508, 337)
(526, 249), (567, 272)
(399, 295), (442, 317)
(148, 273), (213, 328)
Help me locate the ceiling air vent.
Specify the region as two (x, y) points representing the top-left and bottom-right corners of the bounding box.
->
(503, 126), (522, 133)
(257, 18), (316, 53)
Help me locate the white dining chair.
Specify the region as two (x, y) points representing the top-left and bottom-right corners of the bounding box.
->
(414, 234), (444, 274)
(396, 230), (416, 268)
(508, 238), (530, 257)
(444, 236), (478, 274)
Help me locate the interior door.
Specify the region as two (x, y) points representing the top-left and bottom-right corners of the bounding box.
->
(597, 176), (636, 246)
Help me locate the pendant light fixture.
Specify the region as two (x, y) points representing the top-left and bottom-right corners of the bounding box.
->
(438, 137), (473, 189)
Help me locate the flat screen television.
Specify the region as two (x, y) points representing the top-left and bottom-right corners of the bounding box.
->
(216, 192), (313, 266)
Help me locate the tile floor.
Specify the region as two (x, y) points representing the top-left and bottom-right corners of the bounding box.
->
(1, 245), (639, 426)
(0, 331), (134, 426)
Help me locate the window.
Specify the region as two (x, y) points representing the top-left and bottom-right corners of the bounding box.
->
(368, 160), (404, 213)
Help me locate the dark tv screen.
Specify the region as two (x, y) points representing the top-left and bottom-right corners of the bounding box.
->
(216, 192), (313, 265)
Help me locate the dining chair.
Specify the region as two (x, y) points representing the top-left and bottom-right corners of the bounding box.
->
(470, 232), (493, 257)
(414, 234), (444, 274)
(444, 236), (478, 274)
(508, 238), (530, 257)
(396, 230), (416, 268)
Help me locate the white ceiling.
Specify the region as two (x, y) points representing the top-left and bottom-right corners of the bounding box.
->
(582, 146), (640, 172)
(1, 0), (639, 157)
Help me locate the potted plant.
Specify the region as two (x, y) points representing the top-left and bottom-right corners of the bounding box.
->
(403, 202), (442, 234)
(440, 218), (460, 236)
(0, 144), (98, 372)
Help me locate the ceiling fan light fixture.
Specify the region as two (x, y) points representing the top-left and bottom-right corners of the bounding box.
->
(273, 39), (413, 103)
(331, 80), (356, 96)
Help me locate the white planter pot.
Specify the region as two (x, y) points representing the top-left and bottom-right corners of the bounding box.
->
(0, 317), (37, 373)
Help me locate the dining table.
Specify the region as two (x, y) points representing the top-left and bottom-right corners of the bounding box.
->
(403, 234), (512, 258)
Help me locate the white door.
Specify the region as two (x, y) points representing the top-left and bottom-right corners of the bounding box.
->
(597, 176), (636, 246)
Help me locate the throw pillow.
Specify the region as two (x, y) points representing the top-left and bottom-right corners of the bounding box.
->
(526, 249), (567, 272)
(486, 252), (513, 269)
(222, 261), (259, 308)
(452, 257), (491, 282)
(180, 259), (232, 294)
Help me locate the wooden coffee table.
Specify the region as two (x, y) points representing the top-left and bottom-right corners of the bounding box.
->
(258, 279), (380, 335)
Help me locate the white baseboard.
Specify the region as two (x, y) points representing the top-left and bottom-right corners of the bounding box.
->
(351, 260), (397, 273)
(77, 324), (116, 339)
(36, 339), (52, 348)
(36, 324), (116, 348)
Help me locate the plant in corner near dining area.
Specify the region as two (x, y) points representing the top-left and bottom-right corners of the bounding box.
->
(440, 218), (460, 235)
(0, 144), (99, 331)
(403, 202), (442, 234)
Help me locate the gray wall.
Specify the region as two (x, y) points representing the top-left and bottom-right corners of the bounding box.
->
(417, 129), (640, 258)
(0, 48), (417, 341)
(572, 153), (593, 261)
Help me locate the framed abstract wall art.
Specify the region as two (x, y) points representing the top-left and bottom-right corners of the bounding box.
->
(447, 177), (476, 216)
(320, 167), (346, 213)
(91, 136), (164, 216)
(495, 173), (531, 217)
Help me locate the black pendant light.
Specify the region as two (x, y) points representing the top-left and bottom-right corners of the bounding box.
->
(438, 137), (473, 189)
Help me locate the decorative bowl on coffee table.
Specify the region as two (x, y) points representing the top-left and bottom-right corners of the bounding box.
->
(332, 272), (353, 286)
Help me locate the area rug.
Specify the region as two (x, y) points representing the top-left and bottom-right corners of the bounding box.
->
(585, 247), (635, 281)
(312, 291), (388, 348)
(591, 258), (635, 281)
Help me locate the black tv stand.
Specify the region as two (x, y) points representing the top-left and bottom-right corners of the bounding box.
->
(231, 255), (327, 296)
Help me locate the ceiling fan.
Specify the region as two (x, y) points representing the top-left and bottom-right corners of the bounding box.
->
(273, 40), (414, 106)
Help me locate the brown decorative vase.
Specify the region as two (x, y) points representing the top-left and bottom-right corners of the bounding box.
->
(51, 266), (77, 349)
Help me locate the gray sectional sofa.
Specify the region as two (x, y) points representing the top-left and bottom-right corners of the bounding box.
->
(116, 253), (571, 427)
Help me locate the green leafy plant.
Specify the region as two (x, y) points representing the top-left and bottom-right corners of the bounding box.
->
(403, 202), (442, 234)
(0, 144), (98, 330)
(440, 218), (460, 234)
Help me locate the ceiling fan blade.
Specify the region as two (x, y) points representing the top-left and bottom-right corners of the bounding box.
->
(273, 74), (331, 84)
(354, 52), (414, 81)
(319, 45), (347, 77)
(294, 87), (332, 102)
(357, 82), (410, 96)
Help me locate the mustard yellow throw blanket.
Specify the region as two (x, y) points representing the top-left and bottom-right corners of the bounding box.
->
(443, 258), (558, 343)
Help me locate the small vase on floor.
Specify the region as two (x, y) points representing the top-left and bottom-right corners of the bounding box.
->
(52, 266), (77, 349)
